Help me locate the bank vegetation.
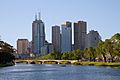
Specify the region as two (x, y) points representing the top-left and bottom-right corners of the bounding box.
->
(37, 33), (120, 63)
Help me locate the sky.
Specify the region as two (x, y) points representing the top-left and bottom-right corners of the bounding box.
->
(0, 0), (120, 48)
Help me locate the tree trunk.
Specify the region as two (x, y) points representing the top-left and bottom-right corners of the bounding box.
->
(90, 57), (92, 61)
(110, 53), (114, 62)
(111, 56), (114, 62)
(102, 54), (107, 62)
(93, 58), (96, 62)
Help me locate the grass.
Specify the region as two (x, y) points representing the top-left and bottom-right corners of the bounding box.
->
(0, 64), (6, 67)
(43, 61), (58, 64)
(59, 61), (71, 64)
(0, 63), (13, 67)
(72, 61), (120, 68)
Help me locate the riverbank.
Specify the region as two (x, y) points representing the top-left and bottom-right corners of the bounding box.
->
(0, 62), (15, 67)
(15, 59), (120, 68)
(72, 62), (120, 68)
(44, 60), (120, 68)
(44, 61), (120, 68)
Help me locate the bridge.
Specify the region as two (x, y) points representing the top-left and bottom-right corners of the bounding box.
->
(15, 60), (78, 64)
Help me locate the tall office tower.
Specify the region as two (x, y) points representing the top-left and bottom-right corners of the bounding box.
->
(74, 21), (87, 50)
(61, 21), (72, 53)
(85, 30), (101, 48)
(17, 39), (29, 54)
(32, 13), (45, 55)
(52, 25), (61, 52)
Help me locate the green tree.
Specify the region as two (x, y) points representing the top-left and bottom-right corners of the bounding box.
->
(87, 47), (96, 62)
(67, 51), (74, 60)
(61, 49), (82, 60)
(0, 41), (15, 64)
(104, 39), (115, 62)
(61, 52), (69, 60)
(113, 42), (120, 57)
(96, 41), (107, 62)
(50, 50), (62, 60)
(84, 47), (97, 62)
(39, 53), (53, 60)
(72, 49), (82, 61)
(111, 33), (120, 59)
(84, 48), (89, 61)
(111, 33), (120, 42)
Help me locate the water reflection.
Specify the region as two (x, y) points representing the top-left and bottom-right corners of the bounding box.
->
(0, 64), (120, 80)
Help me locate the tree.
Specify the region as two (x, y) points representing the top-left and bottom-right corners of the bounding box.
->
(104, 39), (115, 62)
(111, 33), (120, 42)
(61, 49), (82, 60)
(96, 33), (120, 62)
(50, 50), (62, 60)
(72, 49), (82, 61)
(111, 33), (120, 60)
(67, 51), (74, 60)
(61, 52), (69, 60)
(96, 41), (107, 62)
(87, 47), (96, 62)
(113, 43), (120, 57)
(0, 41), (15, 64)
(83, 48), (88, 60)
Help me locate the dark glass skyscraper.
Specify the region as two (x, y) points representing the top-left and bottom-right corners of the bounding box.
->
(74, 21), (87, 50)
(52, 25), (61, 52)
(32, 13), (45, 55)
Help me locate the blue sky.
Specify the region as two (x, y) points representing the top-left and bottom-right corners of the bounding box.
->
(0, 0), (120, 48)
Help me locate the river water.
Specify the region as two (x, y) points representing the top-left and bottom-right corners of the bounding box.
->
(0, 64), (120, 80)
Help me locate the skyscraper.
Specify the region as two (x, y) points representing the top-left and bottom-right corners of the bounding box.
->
(32, 13), (45, 55)
(85, 30), (101, 48)
(52, 25), (61, 52)
(61, 21), (72, 53)
(17, 39), (29, 54)
(74, 21), (87, 50)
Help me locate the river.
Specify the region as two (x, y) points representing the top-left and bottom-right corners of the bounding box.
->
(0, 64), (120, 80)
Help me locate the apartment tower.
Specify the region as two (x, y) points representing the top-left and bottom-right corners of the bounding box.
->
(74, 21), (87, 50)
(52, 25), (61, 52)
(17, 39), (29, 54)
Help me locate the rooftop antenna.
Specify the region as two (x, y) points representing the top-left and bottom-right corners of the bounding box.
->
(35, 13), (37, 20)
(38, 12), (41, 20)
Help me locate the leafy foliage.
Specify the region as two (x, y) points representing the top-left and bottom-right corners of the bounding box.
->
(0, 41), (15, 64)
(38, 33), (120, 62)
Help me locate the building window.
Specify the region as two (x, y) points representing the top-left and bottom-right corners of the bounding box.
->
(95, 37), (96, 40)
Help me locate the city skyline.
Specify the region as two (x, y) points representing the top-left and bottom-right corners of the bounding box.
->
(0, 0), (120, 48)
